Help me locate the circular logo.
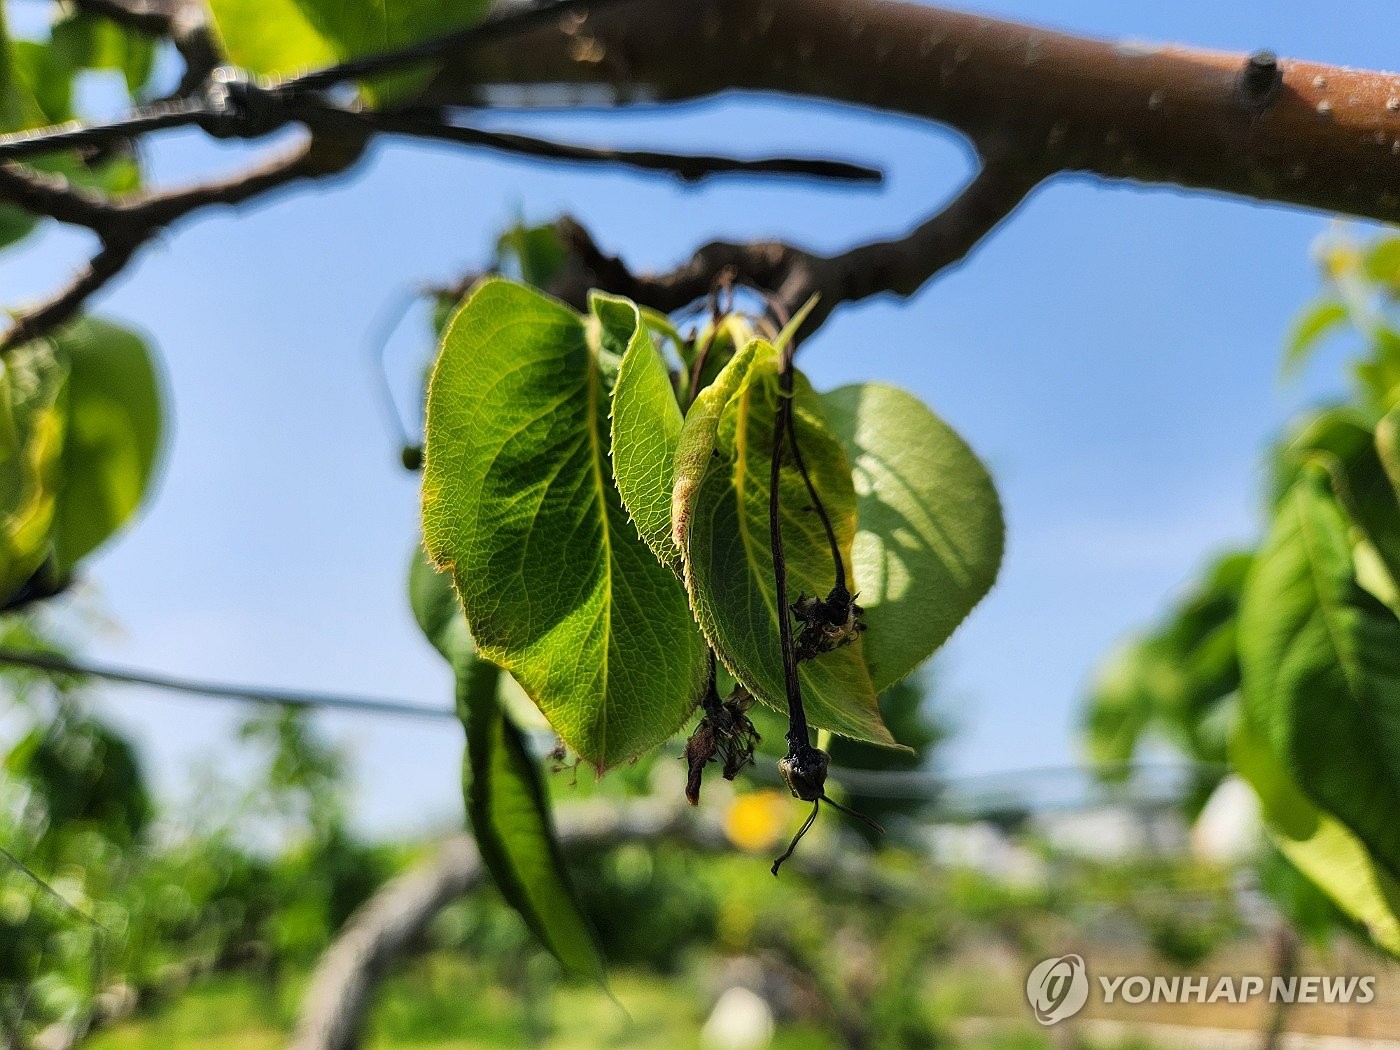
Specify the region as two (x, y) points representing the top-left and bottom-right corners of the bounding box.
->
(1026, 954), (1089, 1025)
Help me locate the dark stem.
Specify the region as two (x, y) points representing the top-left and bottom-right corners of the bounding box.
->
(700, 649), (722, 718)
(784, 391), (846, 596)
(819, 794), (884, 834)
(771, 359), (809, 751)
(685, 327), (718, 411)
(770, 801), (820, 876)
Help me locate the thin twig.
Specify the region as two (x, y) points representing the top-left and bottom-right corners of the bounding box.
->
(331, 107), (881, 184)
(552, 158), (1035, 332)
(70, 0), (179, 36)
(0, 97), (209, 164)
(0, 135), (357, 353)
(1, 242), (138, 350)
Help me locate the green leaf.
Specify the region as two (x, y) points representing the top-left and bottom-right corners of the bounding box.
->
(205, 0), (338, 79)
(1239, 467), (1400, 881)
(608, 294), (683, 573)
(51, 12), (156, 95)
(12, 38), (72, 125)
(1354, 329), (1400, 412)
(1375, 403), (1400, 504)
(496, 222), (568, 289)
(458, 646), (607, 985)
(410, 546), (606, 983)
(422, 279), (707, 770)
(671, 339), (768, 556)
(0, 21), (143, 253)
(821, 383), (1003, 691)
(1286, 409), (1400, 599)
(1283, 299), (1349, 375)
(207, 0), (490, 104)
(408, 545), (468, 661)
(1234, 712), (1400, 957)
(676, 341), (895, 747)
(1081, 639), (1171, 773)
(1365, 238), (1400, 289)
(48, 318), (164, 574)
(1081, 551), (1248, 811)
(0, 339), (65, 600)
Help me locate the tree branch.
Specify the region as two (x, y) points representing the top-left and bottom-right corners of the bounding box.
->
(7, 0), (1400, 356)
(69, 0), (181, 37)
(71, 0), (221, 95)
(327, 106), (882, 184)
(552, 154), (1035, 328)
(0, 133), (366, 353)
(435, 0), (1400, 226)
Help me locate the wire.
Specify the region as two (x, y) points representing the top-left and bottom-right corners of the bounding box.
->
(0, 649), (1225, 813)
(0, 842), (108, 933)
(0, 647), (454, 721)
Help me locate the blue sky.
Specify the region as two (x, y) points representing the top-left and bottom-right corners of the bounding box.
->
(3, 0), (1393, 835)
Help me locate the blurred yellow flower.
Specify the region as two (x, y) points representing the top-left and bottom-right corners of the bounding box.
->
(724, 789), (792, 852)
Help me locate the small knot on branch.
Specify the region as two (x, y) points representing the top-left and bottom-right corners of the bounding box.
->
(198, 67), (291, 139)
(1238, 50), (1282, 107)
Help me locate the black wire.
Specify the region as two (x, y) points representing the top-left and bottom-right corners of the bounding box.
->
(0, 647), (454, 721)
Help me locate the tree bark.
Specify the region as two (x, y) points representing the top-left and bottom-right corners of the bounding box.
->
(437, 0), (1400, 225)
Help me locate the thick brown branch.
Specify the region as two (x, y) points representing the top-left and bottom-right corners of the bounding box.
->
(437, 0), (1400, 226)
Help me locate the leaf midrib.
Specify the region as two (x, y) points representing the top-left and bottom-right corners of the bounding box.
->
(583, 349), (612, 763)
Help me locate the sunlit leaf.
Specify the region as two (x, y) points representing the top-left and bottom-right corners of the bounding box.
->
(409, 547), (605, 983)
(48, 319), (164, 574)
(608, 293), (683, 573)
(821, 382), (1003, 691)
(207, 0), (490, 103)
(422, 279), (707, 770)
(0, 339), (65, 600)
(675, 341), (895, 747)
(1239, 467), (1400, 881)
(1282, 299), (1349, 376)
(458, 646), (606, 985)
(1234, 713), (1400, 957)
(1365, 238), (1400, 290)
